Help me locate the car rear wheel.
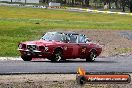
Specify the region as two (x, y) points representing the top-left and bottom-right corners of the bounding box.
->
(51, 49), (62, 62)
(21, 55), (32, 61)
(86, 50), (96, 62)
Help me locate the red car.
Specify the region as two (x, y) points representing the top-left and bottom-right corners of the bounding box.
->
(18, 32), (102, 62)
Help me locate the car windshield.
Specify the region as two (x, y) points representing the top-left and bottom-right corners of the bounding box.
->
(41, 32), (64, 42)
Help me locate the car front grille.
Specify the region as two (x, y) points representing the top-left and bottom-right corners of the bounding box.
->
(27, 45), (37, 51)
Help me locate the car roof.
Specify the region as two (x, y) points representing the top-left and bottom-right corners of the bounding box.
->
(47, 31), (81, 35)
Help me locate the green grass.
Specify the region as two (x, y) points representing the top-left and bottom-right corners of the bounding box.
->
(0, 6), (132, 56)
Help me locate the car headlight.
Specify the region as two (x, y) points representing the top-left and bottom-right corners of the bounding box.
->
(45, 46), (48, 51)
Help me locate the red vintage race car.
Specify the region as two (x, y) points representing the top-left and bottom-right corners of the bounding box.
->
(18, 32), (102, 62)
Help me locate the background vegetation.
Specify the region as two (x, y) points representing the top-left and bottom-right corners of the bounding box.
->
(1, 0), (132, 12)
(41, 0), (132, 12)
(0, 6), (132, 56)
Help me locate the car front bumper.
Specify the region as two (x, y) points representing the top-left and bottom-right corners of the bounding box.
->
(18, 49), (52, 58)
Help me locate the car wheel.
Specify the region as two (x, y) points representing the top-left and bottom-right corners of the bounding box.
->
(86, 50), (96, 62)
(51, 49), (62, 62)
(21, 55), (32, 61)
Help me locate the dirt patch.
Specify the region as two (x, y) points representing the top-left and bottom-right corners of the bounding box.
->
(79, 30), (132, 57)
(51, 29), (132, 57)
(0, 74), (132, 88)
(120, 31), (132, 40)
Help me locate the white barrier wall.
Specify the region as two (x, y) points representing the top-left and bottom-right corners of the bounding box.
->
(0, 0), (10, 2)
(0, 0), (39, 3)
(49, 2), (60, 7)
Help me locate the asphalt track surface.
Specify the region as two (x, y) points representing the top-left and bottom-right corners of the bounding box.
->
(0, 55), (132, 74)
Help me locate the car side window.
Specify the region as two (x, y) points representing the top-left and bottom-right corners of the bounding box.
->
(78, 35), (86, 43)
(63, 35), (70, 43)
(68, 34), (78, 43)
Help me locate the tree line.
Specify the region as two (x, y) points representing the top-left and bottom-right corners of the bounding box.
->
(41, 0), (132, 12)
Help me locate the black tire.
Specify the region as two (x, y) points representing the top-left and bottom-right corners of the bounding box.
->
(86, 50), (96, 62)
(21, 55), (32, 61)
(51, 49), (62, 62)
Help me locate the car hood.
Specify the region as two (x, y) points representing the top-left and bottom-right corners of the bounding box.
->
(22, 40), (63, 46)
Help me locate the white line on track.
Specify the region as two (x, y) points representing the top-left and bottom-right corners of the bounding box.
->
(0, 57), (50, 61)
(0, 57), (22, 61)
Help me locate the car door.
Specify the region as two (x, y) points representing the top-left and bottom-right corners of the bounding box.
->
(77, 34), (88, 58)
(70, 42), (80, 58)
(62, 34), (80, 58)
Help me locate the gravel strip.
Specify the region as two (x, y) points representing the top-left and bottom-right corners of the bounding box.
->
(120, 31), (132, 40)
(0, 74), (132, 88)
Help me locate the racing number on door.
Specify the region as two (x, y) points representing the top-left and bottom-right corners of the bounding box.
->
(81, 46), (87, 54)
